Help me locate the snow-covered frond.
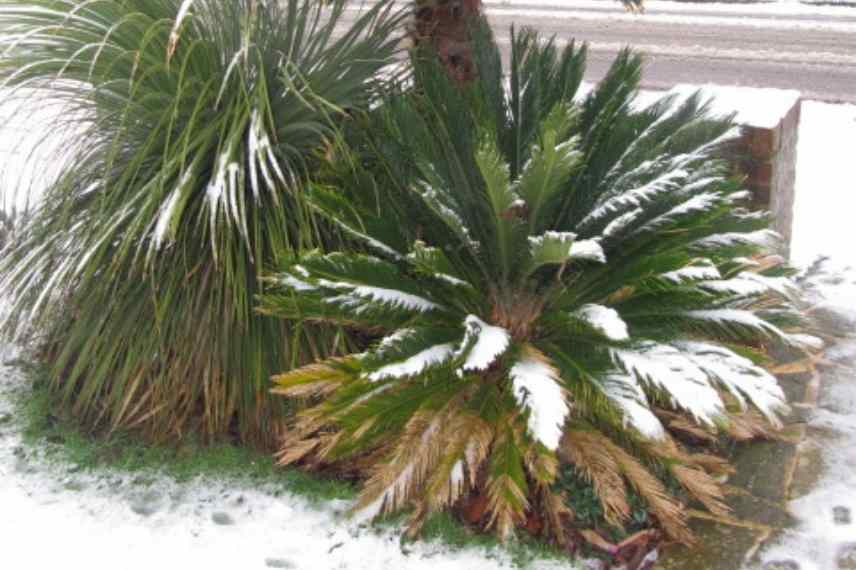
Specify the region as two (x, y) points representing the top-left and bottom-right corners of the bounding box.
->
(528, 231), (576, 267)
(580, 167), (689, 232)
(168, 0), (197, 58)
(674, 341), (788, 424)
(699, 271), (798, 299)
(152, 169), (193, 250)
(509, 350), (570, 450)
(367, 343), (456, 381)
(569, 239), (606, 263)
(416, 181), (480, 253)
(683, 308), (788, 339)
(528, 232), (606, 271)
(602, 208), (643, 238)
(611, 343), (725, 426)
(324, 284), (442, 315)
(631, 192), (722, 236)
(692, 229), (781, 251)
(602, 373), (666, 440)
(661, 260), (721, 283)
(455, 315), (510, 373)
(576, 304), (629, 341)
(405, 241), (471, 287)
(273, 273), (316, 292)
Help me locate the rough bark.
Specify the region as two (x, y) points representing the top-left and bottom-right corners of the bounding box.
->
(412, 0), (483, 83)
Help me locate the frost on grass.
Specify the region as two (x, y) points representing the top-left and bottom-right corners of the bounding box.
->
(456, 315), (510, 373)
(510, 353), (569, 450)
(576, 304), (629, 341)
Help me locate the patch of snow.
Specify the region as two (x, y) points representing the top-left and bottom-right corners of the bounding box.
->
(510, 355), (570, 450)
(569, 239), (606, 263)
(456, 315), (511, 373)
(602, 373), (667, 440)
(576, 304), (629, 341)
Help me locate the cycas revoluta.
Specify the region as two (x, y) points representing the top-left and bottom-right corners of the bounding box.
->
(0, 0), (404, 443)
(261, 24), (812, 542)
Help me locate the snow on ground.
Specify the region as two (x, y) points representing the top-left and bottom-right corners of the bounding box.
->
(748, 101), (856, 569)
(0, 351), (576, 570)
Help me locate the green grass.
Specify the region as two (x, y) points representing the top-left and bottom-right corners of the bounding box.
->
(8, 357), (580, 569)
(13, 359), (355, 503)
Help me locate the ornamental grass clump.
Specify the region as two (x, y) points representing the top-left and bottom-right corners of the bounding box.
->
(0, 0), (404, 444)
(260, 23), (813, 544)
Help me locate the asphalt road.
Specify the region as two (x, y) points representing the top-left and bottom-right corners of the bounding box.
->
(354, 0), (856, 103)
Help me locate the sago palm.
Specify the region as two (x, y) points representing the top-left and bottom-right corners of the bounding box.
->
(0, 0), (405, 444)
(260, 23), (813, 544)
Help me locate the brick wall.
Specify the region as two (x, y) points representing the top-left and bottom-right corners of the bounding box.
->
(735, 99), (802, 251)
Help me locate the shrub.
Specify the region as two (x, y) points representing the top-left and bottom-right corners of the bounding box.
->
(0, 0), (404, 444)
(260, 24), (811, 543)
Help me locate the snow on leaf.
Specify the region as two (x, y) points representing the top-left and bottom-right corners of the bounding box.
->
(602, 208), (643, 238)
(603, 373), (666, 440)
(693, 229), (781, 250)
(276, 273), (315, 292)
(576, 304), (629, 341)
(528, 231), (576, 267)
(569, 239), (606, 263)
(611, 343), (725, 426)
(168, 0), (197, 59)
(699, 272), (798, 299)
(456, 315), (510, 373)
(674, 341), (788, 425)
(510, 352), (569, 450)
(662, 261), (721, 283)
(367, 343), (456, 381)
(683, 308), (786, 338)
(324, 284), (442, 314)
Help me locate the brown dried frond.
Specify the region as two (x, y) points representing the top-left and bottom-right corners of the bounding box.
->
(560, 430), (631, 526)
(424, 413), (494, 514)
(354, 409), (445, 518)
(602, 437), (694, 545)
(275, 436), (321, 466)
(657, 409), (719, 443)
(688, 453), (734, 477)
(272, 380), (340, 399)
(486, 473), (529, 540)
(671, 465), (731, 517)
(725, 410), (776, 441)
(271, 358), (354, 396)
(541, 490), (573, 546)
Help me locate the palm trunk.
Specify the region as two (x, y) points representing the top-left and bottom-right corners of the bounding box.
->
(413, 0), (482, 83)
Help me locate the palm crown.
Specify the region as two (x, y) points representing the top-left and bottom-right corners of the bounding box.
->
(261, 24), (810, 542)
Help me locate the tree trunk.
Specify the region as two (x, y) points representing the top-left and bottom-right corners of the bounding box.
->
(413, 0), (482, 83)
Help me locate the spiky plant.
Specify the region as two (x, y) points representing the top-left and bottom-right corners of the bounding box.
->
(0, 0), (405, 444)
(260, 26), (811, 542)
